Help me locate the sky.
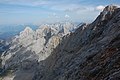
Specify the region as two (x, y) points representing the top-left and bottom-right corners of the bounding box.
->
(0, 0), (120, 25)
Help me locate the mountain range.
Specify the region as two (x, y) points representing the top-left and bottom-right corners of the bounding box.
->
(0, 5), (120, 80)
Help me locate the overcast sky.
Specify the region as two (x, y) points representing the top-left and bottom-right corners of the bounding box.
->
(0, 0), (120, 25)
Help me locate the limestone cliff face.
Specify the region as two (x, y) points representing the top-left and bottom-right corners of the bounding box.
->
(0, 22), (78, 80)
(33, 5), (120, 80)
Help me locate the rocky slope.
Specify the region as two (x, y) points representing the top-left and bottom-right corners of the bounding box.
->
(0, 22), (79, 80)
(33, 5), (120, 80)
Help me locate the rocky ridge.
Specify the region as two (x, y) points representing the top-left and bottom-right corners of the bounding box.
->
(0, 22), (79, 80)
(33, 5), (120, 80)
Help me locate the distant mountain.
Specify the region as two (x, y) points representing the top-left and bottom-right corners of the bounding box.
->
(0, 24), (38, 39)
(0, 23), (80, 40)
(0, 22), (80, 79)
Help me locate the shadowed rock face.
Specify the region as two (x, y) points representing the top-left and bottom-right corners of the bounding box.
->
(0, 40), (4, 54)
(33, 5), (120, 80)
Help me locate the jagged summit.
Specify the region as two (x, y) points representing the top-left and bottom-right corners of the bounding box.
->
(20, 27), (34, 35)
(24, 26), (33, 31)
(1, 22), (78, 73)
(101, 4), (120, 19)
(103, 4), (118, 11)
(101, 4), (119, 17)
(92, 4), (120, 27)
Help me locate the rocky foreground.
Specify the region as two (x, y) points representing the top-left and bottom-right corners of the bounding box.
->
(0, 5), (120, 80)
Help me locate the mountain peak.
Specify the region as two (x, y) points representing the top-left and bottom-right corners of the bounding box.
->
(103, 4), (118, 12)
(20, 26), (34, 36)
(93, 5), (120, 23)
(23, 27), (33, 33)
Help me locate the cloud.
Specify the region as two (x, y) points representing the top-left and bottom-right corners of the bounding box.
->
(65, 14), (70, 18)
(0, 0), (90, 12)
(48, 13), (60, 19)
(96, 5), (105, 11)
(0, 0), (104, 13)
(53, 13), (60, 18)
(1, 0), (119, 24)
(0, 0), (51, 6)
(115, 4), (120, 8)
(50, 3), (96, 14)
(53, 13), (56, 16)
(64, 6), (86, 12)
